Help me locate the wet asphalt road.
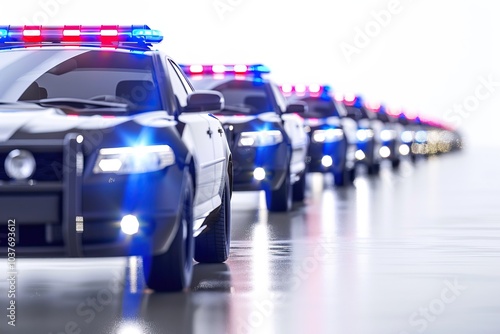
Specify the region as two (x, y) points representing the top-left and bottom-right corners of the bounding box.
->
(1, 147), (500, 334)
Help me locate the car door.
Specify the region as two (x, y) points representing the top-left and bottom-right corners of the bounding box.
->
(166, 59), (222, 220)
(271, 83), (308, 176)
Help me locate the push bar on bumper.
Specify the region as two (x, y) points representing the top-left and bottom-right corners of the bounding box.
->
(0, 133), (84, 257)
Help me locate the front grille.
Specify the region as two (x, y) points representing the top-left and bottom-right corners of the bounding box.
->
(0, 136), (87, 256)
(0, 151), (64, 181)
(0, 224), (64, 247)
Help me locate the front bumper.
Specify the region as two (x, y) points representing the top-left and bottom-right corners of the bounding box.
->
(307, 139), (347, 173)
(0, 135), (186, 258)
(356, 139), (378, 166)
(380, 140), (400, 161)
(231, 142), (289, 192)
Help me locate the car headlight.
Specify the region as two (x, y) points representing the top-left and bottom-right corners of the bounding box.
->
(312, 128), (344, 143)
(380, 129), (396, 142)
(401, 131), (414, 143)
(415, 131), (427, 143)
(4, 149), (36, 180)
(356, 129), (374, 142)
(238, 130), (283, 147)
(93, 145), (175, 174)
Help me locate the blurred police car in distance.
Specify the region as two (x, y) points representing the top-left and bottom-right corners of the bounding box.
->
(395, 111), (417, 162)
(340, 94), (383, 175)
(0, 25), (233, 292)
(418, 118), (463, 156)
(365, 102), (403, 169)
(180, 64), (309, 212)
(280, 84), (357, 186)
(409, 116), (430, 158)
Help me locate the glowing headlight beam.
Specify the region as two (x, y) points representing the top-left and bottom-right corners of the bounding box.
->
(238, 130), (283, 147)
(312, 128), (344, 143)
(93, 145), (175, 174)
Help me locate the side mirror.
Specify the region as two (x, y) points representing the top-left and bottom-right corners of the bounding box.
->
(184, 90), (224, 113)
(286, 101), (308, 115)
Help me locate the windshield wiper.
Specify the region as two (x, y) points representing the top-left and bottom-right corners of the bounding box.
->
(31, 98), (129, 110)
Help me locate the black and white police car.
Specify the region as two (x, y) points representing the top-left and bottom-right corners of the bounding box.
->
(341, 94), (384, 175)
(365, 102), (404, 169)
(0, 25), (233, 292)
(396, 111), (418, 162)
(280, 84), (357, 186)
(180, 64), (309, 212)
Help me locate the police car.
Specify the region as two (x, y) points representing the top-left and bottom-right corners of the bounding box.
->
(407, 115), (429, 158)
(341, 95), (384, 175)
(180, 64), (309, 212)
(280, 84), (357, 186)
(365, 102), (404, 169)
(0, 25), (233, 292)
(396, 111), (418, 162)
(417, 118), (462, 156)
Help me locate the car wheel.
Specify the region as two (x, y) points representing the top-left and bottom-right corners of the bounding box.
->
(194, 174), (231, 263)
(292, 169), (307, 202)
(368, 162), (380, 175)
(333, 170), (346, 187)
(144, 174), (194, 292)
(266, 167), (292, 212)
(348, 167), (356, 183)
(392, 159), (401, 169)
(334, 166), (356, 186)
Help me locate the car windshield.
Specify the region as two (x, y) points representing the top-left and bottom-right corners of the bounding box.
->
(375, 111), (391, 122)
(296, 96), (340, 118)
(190, 77), (273, 115)
(345, 105), (372, 121)
(0, 49), (162, 112)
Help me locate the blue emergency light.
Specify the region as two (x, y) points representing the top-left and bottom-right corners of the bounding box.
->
(0, 25), (163, 48)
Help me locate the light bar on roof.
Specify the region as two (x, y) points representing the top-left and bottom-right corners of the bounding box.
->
(333, 92), (344, 102)
(234, 64), (248, 73)
(279, 84), (330, 96)
(343, 94), (364, 108)
(343, 93), (356, 103)
(295, 84), (306, 93)
(0, 25), (163, 47)
(23, 28), (41, 37)
(280, 84), (293, 94)
(180, 64), (271, 75)
(365, 101), (381, 111)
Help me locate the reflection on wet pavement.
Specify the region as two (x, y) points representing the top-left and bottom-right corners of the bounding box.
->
(1, 148), (500, 334)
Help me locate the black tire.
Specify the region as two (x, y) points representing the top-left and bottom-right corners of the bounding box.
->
(368, 162), (380, 175)
(143, 174), (194, 292)
(266, 168), (292, 212)
(333, 165), (355, 187)
(292, 170), (307, 202)
(194, 175), (231, 263)
(333, 170), (345, 187)
(392, 159), (401, 169)
(348, 168), (356, 183)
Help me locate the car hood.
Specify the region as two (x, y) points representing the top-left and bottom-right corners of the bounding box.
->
(215, 112), (281, 125)
(0, 106), (175, 142)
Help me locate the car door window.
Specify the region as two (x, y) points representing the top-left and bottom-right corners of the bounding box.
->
(271, 83), (287, 113)
(166, 59), (189, 109)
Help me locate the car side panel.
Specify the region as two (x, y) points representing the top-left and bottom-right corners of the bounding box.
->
(178, 113), (220, 221)
(282, 113), (308, 177)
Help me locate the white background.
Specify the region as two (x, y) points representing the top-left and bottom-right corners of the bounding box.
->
(2, 0), (499, 147)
